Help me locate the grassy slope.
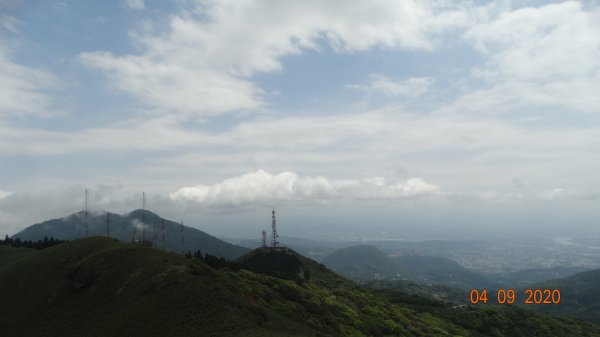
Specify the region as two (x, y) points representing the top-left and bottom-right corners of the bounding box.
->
(0, 238), (599, 337)
(0, 245), (33, 269)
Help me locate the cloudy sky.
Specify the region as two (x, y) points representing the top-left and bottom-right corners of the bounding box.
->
(1, 0), (599, 240)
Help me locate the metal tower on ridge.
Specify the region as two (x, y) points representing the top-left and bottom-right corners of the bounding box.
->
(161, 219), (166, 250)
(180, 220), (185, 255)
(261, 230), (267, 248)
(142, 192), (146, 242)
(106, 211), (111, 237)
(84, 190), (89, 237)
(270, 209), (279, 248)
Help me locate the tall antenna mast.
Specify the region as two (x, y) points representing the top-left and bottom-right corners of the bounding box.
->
(106, 211), (111, 237)
(161, 219), (166, 250)
(180, 220), (184, 255)
(261, 230), (267, 248)
(270, 209), (279, 248)
(84, 189), (89, 237)
(142, 192), (146, 242)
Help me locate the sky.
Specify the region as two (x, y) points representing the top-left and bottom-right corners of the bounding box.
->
(0, 0), (599, 240)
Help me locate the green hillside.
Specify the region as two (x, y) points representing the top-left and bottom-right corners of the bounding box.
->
(0, 237), (598, 337)
(523, 269), (600, 324)
(237, 248), (309, 281)
(12, 209), (249, 259)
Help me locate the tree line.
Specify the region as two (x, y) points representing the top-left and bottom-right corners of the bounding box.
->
(185, 249), (241, 271)
(1, 235), (66, 250)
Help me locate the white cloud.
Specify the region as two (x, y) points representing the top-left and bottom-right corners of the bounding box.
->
(348, 75), (434, 97)
(170, 170), (439, 206)
(460, 1), (600, 113)
(0, 13), (21, 33)
(124, 0), (144, 10)
(80, 0), (466, 118)
(0, 42), (62, 118)
(0, 190), (11, 199)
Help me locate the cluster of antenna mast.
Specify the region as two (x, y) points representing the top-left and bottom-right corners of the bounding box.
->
(81, 190), (185, 254)
(83, 190), (283, 255)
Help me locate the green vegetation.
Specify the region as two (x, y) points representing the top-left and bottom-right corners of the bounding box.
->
(523, 269), (600, 324)
(0, 237), (598, 337)
(237, 248), (308, 281)
(1, 234), (66, 250)
(364, 279), (468, 305)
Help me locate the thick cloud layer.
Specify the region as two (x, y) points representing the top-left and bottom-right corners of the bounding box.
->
(170, 170), (439, 206)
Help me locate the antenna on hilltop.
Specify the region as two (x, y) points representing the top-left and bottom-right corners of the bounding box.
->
(84, 189), (89, 237)
(261, 230), (267, 248)
(142, 192), (146, 242)
(106, 211), (111, 237)
(180, 220), (185, 255)
(161, 219), (166, 250)
(270, 209), (279, 248)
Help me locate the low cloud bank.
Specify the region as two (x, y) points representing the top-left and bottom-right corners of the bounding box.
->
(170, 170), (440, 206)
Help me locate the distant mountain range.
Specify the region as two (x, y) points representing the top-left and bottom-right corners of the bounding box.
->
(322, 245), (491, 289)
(12, 209), (249, 259)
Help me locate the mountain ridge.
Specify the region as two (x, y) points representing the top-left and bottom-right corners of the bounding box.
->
(12, 209), (249, 259)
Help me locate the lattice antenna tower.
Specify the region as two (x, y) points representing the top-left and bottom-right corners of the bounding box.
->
(84, 189), (89, 237)
(106, 211), (111, 237)
(261, 230), (267, 248)
(142, 192), (146, 242)
(161, 219), (166, 250)
(180, 220), (185, 255)
(270, 209), (279, 248)
(153, 219), (157, 247)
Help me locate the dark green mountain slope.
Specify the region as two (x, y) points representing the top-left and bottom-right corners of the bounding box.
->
(524, 269), (600, 324)
(12, 209), (249, 259)
(1, 237), (598, 337)
(237, 248), (309, 281)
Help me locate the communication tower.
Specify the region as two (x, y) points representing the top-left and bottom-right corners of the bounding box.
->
(261, 230), (267, 248)
(270, 209), (279, 248)
(180, 220), (185, 255)
(161, 219), (166, 250)
(106, 211), (111, 237)
(142, 192), (146, 242)
(84, 190), (89, 237)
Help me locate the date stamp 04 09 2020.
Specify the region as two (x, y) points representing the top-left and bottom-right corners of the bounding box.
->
(469, 289), (561, 305)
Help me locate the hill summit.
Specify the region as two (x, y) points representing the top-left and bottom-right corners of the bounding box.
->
(12, 209), (249, 259)
(237, 247), (310, 281)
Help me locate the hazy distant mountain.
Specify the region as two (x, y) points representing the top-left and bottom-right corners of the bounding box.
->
(322, 245), (404, 280)
(322, 244), (490, 289)
(496, 266), (589, 288)
(12, 209), (249, 259)
(392, 254), (490, 289)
